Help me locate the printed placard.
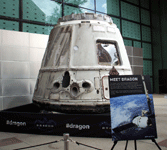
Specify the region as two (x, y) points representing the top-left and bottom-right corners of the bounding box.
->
(109, 75), (157, 141)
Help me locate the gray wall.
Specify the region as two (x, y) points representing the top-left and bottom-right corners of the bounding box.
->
(126, 46), (143, 75)
(0, 29), (48, 110)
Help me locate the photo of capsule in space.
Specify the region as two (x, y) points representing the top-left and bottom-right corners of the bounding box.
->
(32, 13), (132, 113)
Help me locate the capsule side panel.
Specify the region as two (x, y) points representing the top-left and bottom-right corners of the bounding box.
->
(33, 72), (50, 99)
(70, 24), (98, 67)
(68, 70), (102, 100)
(42, 25), (72, 68)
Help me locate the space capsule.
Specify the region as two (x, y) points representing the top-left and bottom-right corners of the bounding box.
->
(32, 13), (132, 113)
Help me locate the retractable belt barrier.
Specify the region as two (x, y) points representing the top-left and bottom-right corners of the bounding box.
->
(13, 133), (103, 150)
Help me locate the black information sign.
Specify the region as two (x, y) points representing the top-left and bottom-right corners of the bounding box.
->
(109, 75), (144, 97)
(109, 75), (157, 141)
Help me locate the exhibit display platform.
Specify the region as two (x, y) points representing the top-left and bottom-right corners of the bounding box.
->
(0, 103), (111, 138)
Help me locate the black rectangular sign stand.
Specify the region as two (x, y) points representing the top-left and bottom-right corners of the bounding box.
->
(111, 139), (162, 150)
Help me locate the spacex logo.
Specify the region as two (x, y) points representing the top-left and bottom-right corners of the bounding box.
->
(66, 123), (90, 130)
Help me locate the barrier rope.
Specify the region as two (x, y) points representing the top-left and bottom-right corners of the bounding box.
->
(69, 138), (103, 150)
(13, 139), (63, 150)
(13, 136), (103, 150)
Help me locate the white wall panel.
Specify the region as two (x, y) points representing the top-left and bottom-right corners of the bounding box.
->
(0, 46), (1, 61)
(132, 66), (143, 75)
(30, 33), (48, 48)
(0, 62), (1, 79)
(30, 47), (45, 62)
(132, 57), (143, 66)
(30, 62), (41, 79)
(30, 79), (36, 95)
(2, 62), (30, 79)
(0, 80), (2, 96)
(126, 46), (143, 75)
(0, 97), (3, 110)
(126, 46), (133, 56)
(3, 96), (32, 110)
(2, 79), (30, 96)
(2, 30), (29, 47)
(0, 30), (48, 110)
(128, 56), (133, 66)
(1, 46), (29, 61)
(133, 47), (143, 57)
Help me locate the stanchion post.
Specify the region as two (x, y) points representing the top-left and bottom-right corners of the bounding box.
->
(134, 140), (137, 150)
(63, 133), (70, 150)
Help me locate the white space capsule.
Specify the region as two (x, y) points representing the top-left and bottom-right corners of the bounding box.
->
(32, 13), (132, 113)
